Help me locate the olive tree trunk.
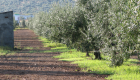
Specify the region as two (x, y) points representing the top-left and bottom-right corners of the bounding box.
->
(94, 48), (102, 60)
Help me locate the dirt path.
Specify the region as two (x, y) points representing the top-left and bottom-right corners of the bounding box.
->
(0, 29), (108, 80)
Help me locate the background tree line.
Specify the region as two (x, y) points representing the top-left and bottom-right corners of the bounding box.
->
(0, 0), (75, 15)
(25, 0), (140, 66)
(13, 16), (26, 29)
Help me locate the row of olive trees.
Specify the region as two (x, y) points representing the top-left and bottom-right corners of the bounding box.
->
(26, 0), (139, 66)
(26, 1), (102, 59)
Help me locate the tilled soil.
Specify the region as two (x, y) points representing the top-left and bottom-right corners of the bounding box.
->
(0, 29), (109, 80)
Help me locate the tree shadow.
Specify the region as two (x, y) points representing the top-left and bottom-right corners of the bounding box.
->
(0, 69), (108, 77)
(0, 60), (109, 78)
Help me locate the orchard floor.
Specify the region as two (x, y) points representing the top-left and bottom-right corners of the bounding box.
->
(0, 29), (108, 80)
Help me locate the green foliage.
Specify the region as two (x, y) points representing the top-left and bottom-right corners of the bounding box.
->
(26, 0), (140, 66)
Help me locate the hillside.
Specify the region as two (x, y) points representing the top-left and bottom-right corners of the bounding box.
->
(0, 0), (75, 15)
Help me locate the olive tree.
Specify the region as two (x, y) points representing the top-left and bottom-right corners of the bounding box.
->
(46, 1), (102, 58)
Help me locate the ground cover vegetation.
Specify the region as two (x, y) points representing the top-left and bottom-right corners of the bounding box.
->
(24, 0), (140, 79)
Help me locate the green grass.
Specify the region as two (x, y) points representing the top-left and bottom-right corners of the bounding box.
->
(53, 50), (140, 80)
(15, 27), (29, 30)
(0, 46), (16, 56)
(14, 27), (29, 31)
(49, 44), (140, 80)
(51, 47), (68, 50)
(38, 37), (66, 47)
(28, 47), (75, 53)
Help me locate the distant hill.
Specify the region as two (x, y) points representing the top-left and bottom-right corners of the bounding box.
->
(0, 0), (75, 15)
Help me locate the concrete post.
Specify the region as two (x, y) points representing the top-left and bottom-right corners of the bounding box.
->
(0, 11), (14, 49)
